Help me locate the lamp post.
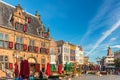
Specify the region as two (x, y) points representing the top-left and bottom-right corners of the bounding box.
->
(96, 57), (101, 71)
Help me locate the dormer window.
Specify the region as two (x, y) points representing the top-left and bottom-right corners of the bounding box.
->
(43, 32), (48, 38)
(27, 17), (31, 23)
(15, 23), (23, 31)
(15, 23), (27, 32)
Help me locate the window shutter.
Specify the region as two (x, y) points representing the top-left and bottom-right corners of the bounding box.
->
(9, 63), (13, 69)
(35, 47), (38, 53)
(23, 25), (27, 32)
(23, 44), (27, 51)
(9, 42), (13, 49)
(46, 49), (49, 54)
(43, 32), (48, 38)
(28, 17), (31, 23)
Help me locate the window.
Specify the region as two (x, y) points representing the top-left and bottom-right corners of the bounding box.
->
(0, 33), (8, 48)
(41, 42), (45, 48)
(15, 37), (23, 50)
(66, 56), (69, 61)
(0, 55), (9, 70)
(50, 48), (54, 55)
(30, 40), (34, 46)
(70, 49), (75, 54)
(0, 56), (3, 61)
(28, 40), (35, 52)
(40, 48), (46, 54)
(4, 34), (8, 48)
(15, 23), (23, 31)
(70, 56), (75, 61)
(5, 63), (9, 69)
(41, 58), (45, 64)
(0, 40), (3, 47)
(4, 56), (8, 61)
(0, 33), (3, 40)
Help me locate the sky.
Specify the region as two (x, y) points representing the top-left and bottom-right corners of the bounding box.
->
(2, 0), (120, 63)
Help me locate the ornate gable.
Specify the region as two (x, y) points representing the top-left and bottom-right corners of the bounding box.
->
(12, 4), (26, 27)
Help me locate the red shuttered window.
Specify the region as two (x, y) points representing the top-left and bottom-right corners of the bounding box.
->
(28, 17), (31, 23)
(23, 44), (27, 51)
(9, 63), (13, 69)
(35, 47), (38, 53)
(43, 32), (48, 38)
(23, 25), (27, 32)
(9, 42), (13, 49)
(46, 49), (49, 54)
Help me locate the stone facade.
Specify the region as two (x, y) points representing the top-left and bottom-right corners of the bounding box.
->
(0, 1), (50, 76)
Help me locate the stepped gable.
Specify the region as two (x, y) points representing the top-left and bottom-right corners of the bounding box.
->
(0, 1), (44, 36)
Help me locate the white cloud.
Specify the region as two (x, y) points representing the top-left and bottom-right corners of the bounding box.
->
(79, 0), (114, 44)
(112, 45), (120, 48)
(110, 37), (116, 42)
(86, 20), (120, 56)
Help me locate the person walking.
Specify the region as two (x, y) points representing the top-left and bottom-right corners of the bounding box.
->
(39, 70), (43, 79)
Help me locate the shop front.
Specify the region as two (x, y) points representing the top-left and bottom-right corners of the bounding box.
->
(28, 57), (40, 74)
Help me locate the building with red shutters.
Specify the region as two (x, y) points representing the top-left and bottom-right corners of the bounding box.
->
(0, 1), (50, 77)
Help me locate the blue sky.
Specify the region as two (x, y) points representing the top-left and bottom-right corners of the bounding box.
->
(2, 0), (120, 62)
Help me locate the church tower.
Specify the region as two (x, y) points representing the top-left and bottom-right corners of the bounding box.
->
(107, 46), (112, 56)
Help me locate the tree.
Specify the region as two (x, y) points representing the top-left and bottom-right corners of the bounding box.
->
(114, 58), (120, 68)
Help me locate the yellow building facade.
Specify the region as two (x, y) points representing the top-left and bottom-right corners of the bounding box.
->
(0, 1), (50, 76)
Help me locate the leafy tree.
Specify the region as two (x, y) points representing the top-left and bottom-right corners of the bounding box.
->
(114, 58), (120, 68)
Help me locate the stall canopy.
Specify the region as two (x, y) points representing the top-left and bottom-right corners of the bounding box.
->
(14, 61), (19, 77)
(50, 64), (56, 72)
(58, 64), (62, 74)
(65, 62), (69, 72)
(46, 63), (51, 76)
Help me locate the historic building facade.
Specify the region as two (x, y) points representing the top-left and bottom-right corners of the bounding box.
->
(0, 1), (50, 76)
(75, 46), (84, 64)
(69, 43), (76, 63)
(49, 38), (58, 71)
(84, 56), (89, 65)
(100, 47), (115, 71)
(57, 40), (70, 65)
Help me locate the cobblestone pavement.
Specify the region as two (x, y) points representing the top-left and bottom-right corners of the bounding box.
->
(70, 74), (120, 80)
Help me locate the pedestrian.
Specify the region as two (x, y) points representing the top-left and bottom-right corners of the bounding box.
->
(39, 70), (43, 79)
(29, 75), (34, 80)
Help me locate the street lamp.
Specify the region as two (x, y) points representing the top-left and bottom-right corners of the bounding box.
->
(96, 57), (101, 71)
(96, 57), (101, 65)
